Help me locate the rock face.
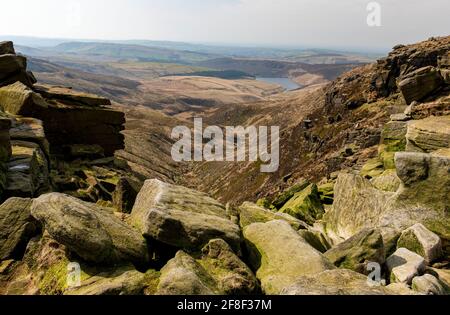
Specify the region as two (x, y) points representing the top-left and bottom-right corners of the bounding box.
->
(281, 269), (393, 295)
(238, 202), (308, 230)
(324, 229), (385, 274)
(398, 66), (443, 104)
(386, 248), (426, 284)
(129, 179), (241, 252)
(279, 183), (324, 225)
(0, 198), (39, 260)
(31, 193), (150, 265)
(406, 116), (450, 152)
(397, 224), (442, 264)
(243, 220), (334, 295)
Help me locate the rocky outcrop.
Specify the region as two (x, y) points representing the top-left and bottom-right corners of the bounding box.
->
(243, 220), (334, 294)
(129, 179), (241, 252)
(0, 43), (125, 158)
(31, 193), (150, 265)
(323, 150), (450, 251)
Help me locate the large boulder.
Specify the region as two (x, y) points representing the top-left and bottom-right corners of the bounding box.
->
(0, 198), (39, 260)
(398, 66), (443, 104)
(322, 173), (395, 244)
(156, 251), (218, 295)
(243, 220), (334, 295)
(238, 202), (308, 230)
(406, 116), (450, 153)
(386, 248), (426, 284)
(129, 179), (241, 252)
(397, 223), (443, 264)
(199, 239), (259, 295)
(281, 269), (394, 295)
(278, 184), (324, 225)
(31, 193), (150, 265)
(324, 229), (385, 274)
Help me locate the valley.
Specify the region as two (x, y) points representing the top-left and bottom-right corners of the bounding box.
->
(0, 34), (449, 297)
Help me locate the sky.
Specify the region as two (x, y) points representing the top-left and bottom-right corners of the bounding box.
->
(1, 0), (449, 51)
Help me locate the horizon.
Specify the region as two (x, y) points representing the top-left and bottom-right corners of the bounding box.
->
(0, 0), (449, 53)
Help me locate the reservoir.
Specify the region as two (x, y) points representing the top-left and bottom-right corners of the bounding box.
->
(256, 77), (301, 91)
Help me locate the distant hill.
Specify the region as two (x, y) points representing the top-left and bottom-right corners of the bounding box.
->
(49, 42), (217, 64)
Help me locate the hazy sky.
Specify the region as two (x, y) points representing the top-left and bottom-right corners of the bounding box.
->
(1, 0), (449, 51)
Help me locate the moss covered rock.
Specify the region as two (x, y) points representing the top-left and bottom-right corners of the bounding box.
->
(243, 220), (334, 295)
(271, 179), (310, 209)
(238, 202), (308, 230)
(279, 184), (324, 225)
(397, 223), (443, 264)
(31, 193), (150, 266)
(0, 198), (39, 260)
(156, 251), (219, 295)
(198, 239), (259, 295)
(324, 229), (385, 274)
